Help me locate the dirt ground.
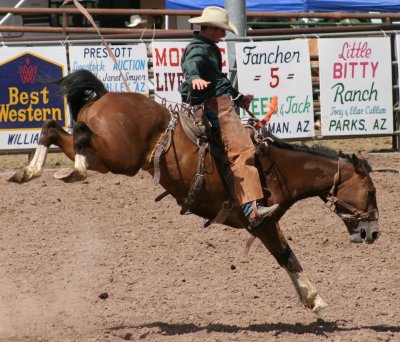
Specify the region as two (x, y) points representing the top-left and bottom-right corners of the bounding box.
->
(0, 137), (400, 342)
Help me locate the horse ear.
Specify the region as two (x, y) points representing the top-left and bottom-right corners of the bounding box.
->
(352, 153), (362, 173)
(352, 153), (369, 174)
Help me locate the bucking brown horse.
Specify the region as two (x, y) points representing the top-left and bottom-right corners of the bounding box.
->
(9, 69), (380, 316)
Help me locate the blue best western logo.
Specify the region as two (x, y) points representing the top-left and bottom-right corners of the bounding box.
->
(0, 52), (66, 130)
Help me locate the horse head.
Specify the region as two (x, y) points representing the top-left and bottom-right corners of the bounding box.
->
(255, 135), (380, 244)
(325, 152), (379, 244)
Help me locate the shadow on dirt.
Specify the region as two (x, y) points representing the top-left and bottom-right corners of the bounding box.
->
(111, 320), (400, 337)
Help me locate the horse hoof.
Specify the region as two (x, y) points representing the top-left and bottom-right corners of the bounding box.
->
(54, 167), (87, 182)
(8, 170), (25, 183)
(313, 295), (330, 318)
(8, 169), (34, 184)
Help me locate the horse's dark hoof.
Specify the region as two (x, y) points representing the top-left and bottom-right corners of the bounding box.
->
(203, 219), (213, 228)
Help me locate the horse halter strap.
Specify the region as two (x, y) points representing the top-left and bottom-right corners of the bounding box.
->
(321, 158), (379, 223)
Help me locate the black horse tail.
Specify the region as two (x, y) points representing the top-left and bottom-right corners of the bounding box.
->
(54, 70), (108, 121)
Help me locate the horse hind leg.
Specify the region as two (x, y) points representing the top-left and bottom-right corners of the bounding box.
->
(8, 145), (48, 183)
(253, 222), (329, 317)
(54, 121), (91, 183)
(8, 120), (73, 183)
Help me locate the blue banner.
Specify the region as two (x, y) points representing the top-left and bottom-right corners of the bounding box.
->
(308, 0), (400, 12)
(166, 0), (400, 12)
(166, 0), (306, 12)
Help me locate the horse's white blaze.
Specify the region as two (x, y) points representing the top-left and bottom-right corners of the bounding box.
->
(351, 220), (380, 243)
(286, 270), (328, 314)
(350, 220), (379, 243)
(358, 220), (379, 232)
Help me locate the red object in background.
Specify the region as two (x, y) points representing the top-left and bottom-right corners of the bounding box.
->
(245, 95), (278, 128)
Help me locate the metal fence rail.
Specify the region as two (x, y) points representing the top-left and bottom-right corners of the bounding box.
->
(2, 7), (400, 40)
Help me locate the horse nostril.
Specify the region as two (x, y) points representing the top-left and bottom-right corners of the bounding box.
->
(372, 231), (379, 240)
(360, 229), (367, 239)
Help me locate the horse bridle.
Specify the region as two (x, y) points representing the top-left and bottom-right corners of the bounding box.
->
(320, 158), (379, 223)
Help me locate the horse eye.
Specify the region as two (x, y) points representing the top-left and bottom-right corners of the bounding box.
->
(367, 190), (376, 198)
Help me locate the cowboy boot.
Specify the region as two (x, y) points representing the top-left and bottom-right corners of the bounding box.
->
(252, 203), (279, 218)
(243, 201), (279, 226)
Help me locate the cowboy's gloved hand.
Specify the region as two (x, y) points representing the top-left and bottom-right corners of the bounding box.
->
(235, 94), (254, 109)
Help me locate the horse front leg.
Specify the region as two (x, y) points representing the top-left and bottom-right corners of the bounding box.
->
(8, 120), (74, 183)
(253, 221), (328, 316)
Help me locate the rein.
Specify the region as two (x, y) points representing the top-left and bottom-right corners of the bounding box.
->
(152, 112), (178, 184)
(320, 158), (379, 223)
(179, 137), (208, 215)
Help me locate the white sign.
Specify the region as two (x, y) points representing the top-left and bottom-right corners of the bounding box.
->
(69, 44), (149, 94)
(0, 46), (68, 151)
(236, 40), (315, 138)
(151, 41), (229, 111)
(319, 37), (393, 136)
(396, 36), (400, 107)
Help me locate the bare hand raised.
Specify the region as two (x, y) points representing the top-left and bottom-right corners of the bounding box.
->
(192, 78), (211, 90)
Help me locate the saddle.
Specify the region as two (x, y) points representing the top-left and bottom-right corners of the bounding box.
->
(181, 106), (272, 227)
(153, 105), (271, 228)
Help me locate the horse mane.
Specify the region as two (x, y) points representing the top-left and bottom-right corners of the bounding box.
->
(261, 130), (339, 159)
(260, 130), (372, 172)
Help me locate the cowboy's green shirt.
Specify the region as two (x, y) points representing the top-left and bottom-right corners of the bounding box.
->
(178, 32), (239, 105)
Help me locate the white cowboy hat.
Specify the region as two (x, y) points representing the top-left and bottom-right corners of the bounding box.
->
(126, 15), (145, 28)
(188, 6), (238, 35)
